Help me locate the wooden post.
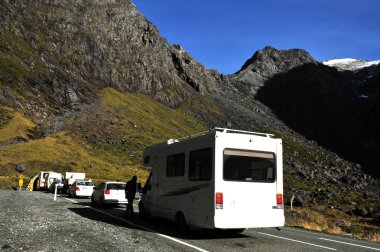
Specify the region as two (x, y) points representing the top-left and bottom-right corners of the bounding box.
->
(290, 194), (295, 211)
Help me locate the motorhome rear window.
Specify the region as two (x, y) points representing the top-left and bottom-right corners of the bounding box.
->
(223, 149), (275, 183)
(189, 148), (212, 181)
(166, 153), (185, 177)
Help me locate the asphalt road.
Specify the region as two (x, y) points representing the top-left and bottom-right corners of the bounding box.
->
(64, 196), (380, 252)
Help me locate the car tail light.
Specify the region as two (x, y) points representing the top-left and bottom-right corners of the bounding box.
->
(75, 187), (80, 191)
(216, 192), (223, 209)
(276, 193), (283, 209)
(104, 189), (110, 195)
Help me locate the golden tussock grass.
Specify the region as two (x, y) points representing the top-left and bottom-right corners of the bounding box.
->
(0, 109), (35, 142)
(286, 207), (380, 243)
(364, 233), (380, 243)
(0, 88), (207, 188)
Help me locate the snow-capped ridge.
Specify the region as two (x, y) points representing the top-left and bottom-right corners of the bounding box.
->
(322, 58), (380, 71)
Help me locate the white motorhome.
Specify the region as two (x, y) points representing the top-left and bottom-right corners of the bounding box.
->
(34, 171), (63, 191)
(34, 171), (50, 191)
(139, 128), (284, 233)
(44, 172), (63, 190)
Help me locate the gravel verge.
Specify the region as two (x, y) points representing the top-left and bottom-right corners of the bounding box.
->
(0, 190), (175, 252)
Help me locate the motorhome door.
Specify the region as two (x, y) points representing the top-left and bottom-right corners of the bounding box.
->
(151, 156), (160, 212)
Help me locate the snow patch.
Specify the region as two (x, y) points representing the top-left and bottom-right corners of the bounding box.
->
(322, 58), (380, 71)
(323, 58), (357, 65)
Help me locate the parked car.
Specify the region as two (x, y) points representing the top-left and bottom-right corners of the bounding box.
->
(62, 172), (86, 194)
(91, 181), (128, 207)
(68, 180), (95, 198)
(49, 180), (64, 193)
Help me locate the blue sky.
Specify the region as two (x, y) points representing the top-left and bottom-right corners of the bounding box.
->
(133, 0), (380, 74)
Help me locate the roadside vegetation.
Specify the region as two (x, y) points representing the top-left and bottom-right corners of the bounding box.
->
(286, 206), (380, 243)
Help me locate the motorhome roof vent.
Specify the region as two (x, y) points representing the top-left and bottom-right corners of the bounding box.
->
(167, 139), (179, 145)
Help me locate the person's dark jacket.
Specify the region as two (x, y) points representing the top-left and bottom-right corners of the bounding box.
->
(125, 179), (137, 198)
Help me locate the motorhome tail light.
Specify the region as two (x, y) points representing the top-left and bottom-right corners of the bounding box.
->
(216, 192), (223, 209)
(75, 186), (80, 191)
(276, 193), (283, 208)
(104, 189), (110, 195)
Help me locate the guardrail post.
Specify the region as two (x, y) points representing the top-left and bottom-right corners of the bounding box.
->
(54, 184), (58, 201)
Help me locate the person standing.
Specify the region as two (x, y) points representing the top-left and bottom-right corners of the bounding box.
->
(125, 175), (137, 217)
(18, 175), (24, 190)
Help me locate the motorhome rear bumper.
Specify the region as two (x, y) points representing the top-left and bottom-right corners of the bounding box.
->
(214, 211), (285, 229)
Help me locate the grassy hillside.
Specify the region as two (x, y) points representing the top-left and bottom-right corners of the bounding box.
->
(0, 88), (206, 187)
(0, 107), (35, 142)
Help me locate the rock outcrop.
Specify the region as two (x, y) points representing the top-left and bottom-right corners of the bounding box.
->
(0, 0), (219, 113)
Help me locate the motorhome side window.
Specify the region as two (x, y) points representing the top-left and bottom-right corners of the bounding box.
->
(166, 153), (185, 177)
(223, 149), (275, 183)
(189, 148), (212, 181)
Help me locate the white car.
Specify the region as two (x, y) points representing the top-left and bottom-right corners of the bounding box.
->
(91, 181), (128, 207)
(68, 180), (95, 198)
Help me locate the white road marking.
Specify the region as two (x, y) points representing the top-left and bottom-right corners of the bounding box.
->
(64, 198), (208, 252)
(257, 232), (337, 251)
(319, 238), (380, 251)
(64, 197), (78, 203)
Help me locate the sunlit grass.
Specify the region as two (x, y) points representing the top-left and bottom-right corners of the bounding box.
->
(0, 108), (35, 142)
(0, 131), (143, 181)
(100, 88), (205, 140)
(0, 88), (207, 188)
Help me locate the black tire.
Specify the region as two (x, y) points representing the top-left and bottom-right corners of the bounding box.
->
(68, 190), (71, 198)
(176, 213), (189, 234)
(138, 201), (146, 219)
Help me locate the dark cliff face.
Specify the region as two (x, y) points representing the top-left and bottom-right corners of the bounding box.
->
(227, 47), (380, 177)
(0, 0), (219, 112)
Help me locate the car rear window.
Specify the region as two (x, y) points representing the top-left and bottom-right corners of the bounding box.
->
(77, 181), (94, 186)
(107, 183), (126, 190)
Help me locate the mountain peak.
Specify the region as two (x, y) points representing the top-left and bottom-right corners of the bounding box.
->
(238, 46), (317, 73)
(227, 47), (317, 97)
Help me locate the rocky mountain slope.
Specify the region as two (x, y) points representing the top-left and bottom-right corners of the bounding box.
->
(0, 0), (379, 240)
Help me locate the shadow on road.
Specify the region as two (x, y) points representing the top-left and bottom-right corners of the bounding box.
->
(68, 202), (250, 241)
